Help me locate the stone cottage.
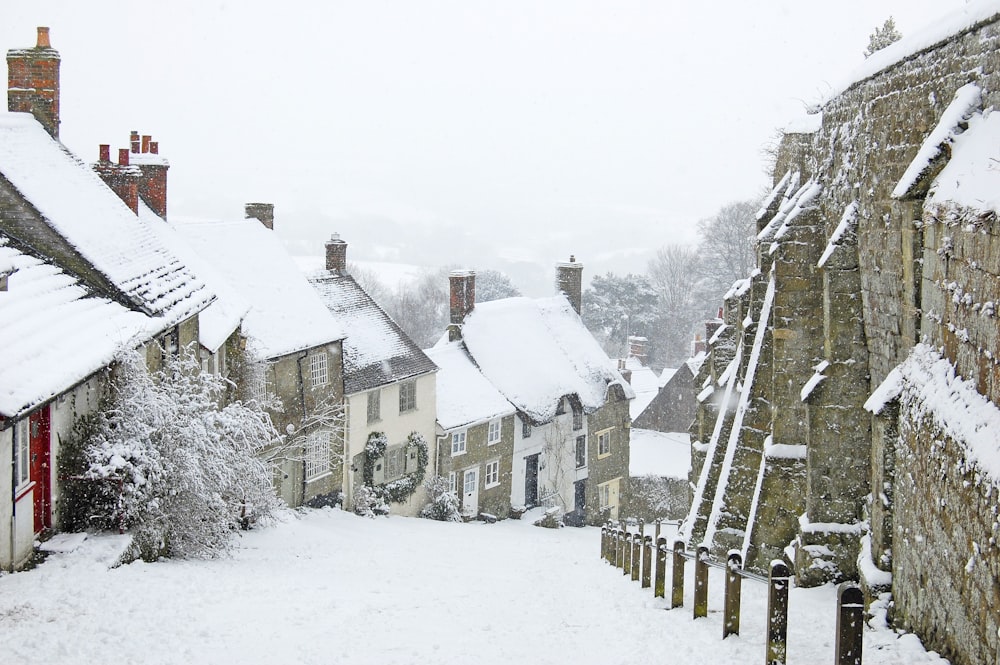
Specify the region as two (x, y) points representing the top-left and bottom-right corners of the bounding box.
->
(308, 235), (438, 516)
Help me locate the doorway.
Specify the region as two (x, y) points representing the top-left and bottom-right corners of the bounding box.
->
(524, 454), (539, 507)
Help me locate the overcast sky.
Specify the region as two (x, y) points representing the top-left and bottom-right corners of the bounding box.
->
(3, 1), (958, 284)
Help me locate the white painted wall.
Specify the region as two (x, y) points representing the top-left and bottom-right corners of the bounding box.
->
(1, 426), (13, 569)
(343, 372), (437, 517)
(511, 404), (588, 512)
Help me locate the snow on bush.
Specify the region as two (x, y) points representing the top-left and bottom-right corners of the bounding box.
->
(63, 348), (279, 559)
(419, 476), (462, 522)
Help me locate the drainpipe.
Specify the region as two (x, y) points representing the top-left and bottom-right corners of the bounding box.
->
(295, 351), (309, 504)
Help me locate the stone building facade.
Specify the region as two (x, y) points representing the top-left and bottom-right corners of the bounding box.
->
(683, 8), (1000, 664)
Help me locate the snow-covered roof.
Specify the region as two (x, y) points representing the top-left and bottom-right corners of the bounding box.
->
(928, 108), (1000, 214)
(174, 218), (344, 359)
(425, 342), (514, 431)
(457, 295), (633, 423)
(309, 270), (436, 394)
(619, 356), (660, 420)
(0, 234), (154, 418)
(139, 203), (249, 353)
(0, 113), (211, 325)
(629, 429), (690, 479)
(685, 352), (707, 377)
(823, 1), (1000, 105)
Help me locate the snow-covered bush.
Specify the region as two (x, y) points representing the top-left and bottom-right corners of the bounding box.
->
(63, 348), (279, 559)
(352, 485), (389, 517)
(419, 476), (462, 522)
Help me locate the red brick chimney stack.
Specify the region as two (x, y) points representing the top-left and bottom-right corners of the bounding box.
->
(99, 144), (110, 163)
(7, 27), (61, 139)
(130, 131), (169, 218)
(325, 233), (348, 274)
(245, 203), (275, 230)
(448, 270), (476, 341)
(555, 255), (584, 315)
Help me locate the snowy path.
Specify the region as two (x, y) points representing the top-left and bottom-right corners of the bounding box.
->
(0, 509), (946, 664)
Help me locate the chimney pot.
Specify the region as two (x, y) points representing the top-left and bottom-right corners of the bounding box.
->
(36, 27), (51, 49)
(130, 131), (140, 153)
(141, 135), (151, 153)
(149, 141), (158, 154)
(118, 149), (130, 166)
(99, 144), (110, 162)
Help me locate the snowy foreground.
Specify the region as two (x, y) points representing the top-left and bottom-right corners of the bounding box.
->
(0, 509), (946, 665)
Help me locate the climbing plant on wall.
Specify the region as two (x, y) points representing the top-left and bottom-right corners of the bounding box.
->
(361, 431), (428, 504)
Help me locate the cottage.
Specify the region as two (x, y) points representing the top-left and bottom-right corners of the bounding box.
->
(0, 29), (213, 569)
(442, 260), (633, 523)
(308, 235), (437, 516)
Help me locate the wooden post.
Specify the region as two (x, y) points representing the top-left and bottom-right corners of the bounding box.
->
(615, 531), (623, 569)
(601, 527), (607, 561)
(723, 550), (742, 638)
(654, 536), (666, 598)
(766, 560), (790, 665)
(835, 583), (864, 665)
(654, 518), (661, 542)
(638, 519), (645, 538)
(641, 536), (652, 589)
(693, 545), (709, 619)
(671, 539), (685, 609)
(631, 534), (641, 582)
(622, 532), (632, 575)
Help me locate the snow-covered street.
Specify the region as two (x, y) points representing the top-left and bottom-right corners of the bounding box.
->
(0, 509), (946, 665)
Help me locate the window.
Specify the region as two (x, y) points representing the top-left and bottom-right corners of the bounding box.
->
(305, 430), (332, 481)
(367, 390), (381, 424)
(448, 472), (456, 493)
(451, 431), (467, 456)
(399, 380), (417, 413)
(485, 460), (500, 488)
(572, 404), (583, 431)
(575, 435), (587, 469)
(249, 363), (269, 403)
(14, 419), (30, 488)
(599, 483), (611, 508)
(385, 446), (405, 481)
(487, 419), (501, 445)
(598, 477), (620, 520)
(598, 429), (612, 458)
(309, 351), (329, 388)
(521, 420), (532, 439)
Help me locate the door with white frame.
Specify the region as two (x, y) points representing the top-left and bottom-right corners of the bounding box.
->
(462, 467), (479, 518)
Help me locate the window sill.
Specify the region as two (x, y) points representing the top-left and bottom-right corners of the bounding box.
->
(451, 450), (467, 457)
(484, 482), (500, 490)
(597, 452), (611, 460)
(305, 471), (333, 484)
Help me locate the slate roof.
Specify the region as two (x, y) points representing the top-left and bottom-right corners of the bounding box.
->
(0, 233), (153, 418)
(0, 113), (211, 325)
(453, 294), (634, 424)
(174, 218), (344, 360)
(425, 342), (512, 431)
(309, 270), (436, 395)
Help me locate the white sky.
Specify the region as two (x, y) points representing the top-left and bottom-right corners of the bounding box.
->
(2, 1), (958, 283)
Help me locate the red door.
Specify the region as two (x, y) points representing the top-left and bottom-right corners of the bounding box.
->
(29, 406), (51, 534)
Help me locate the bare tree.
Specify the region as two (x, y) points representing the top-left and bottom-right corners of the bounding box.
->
(383, 269), (449, 348)
(695, 199), (759, 297)
(647, 245), (705, 366)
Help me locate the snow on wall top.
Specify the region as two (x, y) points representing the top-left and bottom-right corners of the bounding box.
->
(458, 295), (633, 423)
(865, 343), (1000, 485)
(0, 235), (154, 417)
(139, 203), (248, 353)
(425, 342), (513, 431)
(929, 109), (1000, 214)
(0, 113), (210, 325)
(175, 219), (344, 359)
(822, 0), (1000, 105)
(309, 270), (436, 395)
(892, 83), (982, 200)
(784, 112), (822, 135)
(629, 429), (690, 479)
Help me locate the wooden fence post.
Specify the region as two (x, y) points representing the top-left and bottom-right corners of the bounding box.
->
(631, 534), (641, 582)
(641, 536), (652, 589)
(654, 536), (666, 598)
(835, 583), (864, 665)
(638, 519), (645, 539)
(693, 545), (709, 619)
(766, 560), (790, 665)
(622, 532), (632, 575)
(671, 539), (685, 609)
(655, 518), (661, 543)
(601, 527), (607, 561)
(723, 550), (742, 638)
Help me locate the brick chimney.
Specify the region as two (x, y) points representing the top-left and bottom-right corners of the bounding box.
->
(128, 130), (169, 218)
(628, 335), (648, 362)
(693, 333), (706, 355)
(245, 203), (275, 230)
(617, 358), (633, 385)
(325, 233), (348, 274)
(93, 146), (141, 214)
(7, 27), (61, 139)
(555, 255), (583, 315)
(448, 270), (476, 342)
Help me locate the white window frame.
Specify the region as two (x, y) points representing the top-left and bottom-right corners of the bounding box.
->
(250, 363), (269, 403)
(305, 430), (332, 481)
(599, 483), (611, 509)
(451, 430), (467, 456)
(448, 472), (456, 493)
(309, 351), (329, 388)
(463, 468), (478, 494)
(14, 419), (30, 489)
(597, 429), (612, 458)
(367, 390), (381, 424)
(487, 419), (501, 445)
(575, 435), (587, 469)
(484, 460), (500, 488)
(399, 380), (417, 413)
